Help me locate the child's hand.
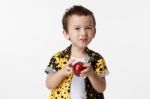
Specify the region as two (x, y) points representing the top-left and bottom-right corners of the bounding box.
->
(80, 63), (94, 77)
(62, 59), (74, 76)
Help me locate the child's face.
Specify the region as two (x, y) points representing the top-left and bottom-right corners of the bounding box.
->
(63, 15), (96, 49)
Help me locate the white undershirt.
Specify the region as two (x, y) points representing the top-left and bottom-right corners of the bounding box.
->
(70, 55), (90, 99)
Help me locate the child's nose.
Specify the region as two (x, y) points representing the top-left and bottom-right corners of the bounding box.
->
(81, 29), (87, 35)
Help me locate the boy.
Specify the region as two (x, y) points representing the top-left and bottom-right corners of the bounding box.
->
(45, 5), (109, 99)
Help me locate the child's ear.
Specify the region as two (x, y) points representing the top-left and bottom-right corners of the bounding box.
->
(63, 30), (70, 40)
(93, 28), (96, 38)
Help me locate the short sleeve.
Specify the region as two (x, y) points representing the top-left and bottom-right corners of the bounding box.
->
(45, 66), (56, 74)
(95, 57), (109, 77)
(44, 52), (59, 74)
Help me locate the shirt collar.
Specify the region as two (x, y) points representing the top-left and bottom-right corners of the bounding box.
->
(61, 45), (95, 63)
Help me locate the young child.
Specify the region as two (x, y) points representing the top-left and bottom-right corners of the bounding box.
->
(45, 5), (109, 99)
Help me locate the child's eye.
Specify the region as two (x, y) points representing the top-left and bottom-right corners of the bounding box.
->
(86, 27), (92, 29)
(75, 28), (80, 30)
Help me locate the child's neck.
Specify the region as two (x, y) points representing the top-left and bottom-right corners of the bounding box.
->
(71, 46), (87, 58)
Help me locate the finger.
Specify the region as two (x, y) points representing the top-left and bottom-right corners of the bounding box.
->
(83, 63), (91, 67)
(85, 63), (91, 67)
(67, 59), (75, 67)
(80, 68), (88, 74)
(81, 64), (92, 74)
(67, 66), (73, 71)
(80, 73), (86, 77)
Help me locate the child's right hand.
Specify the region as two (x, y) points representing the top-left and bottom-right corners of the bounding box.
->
(62, 59), (75, 76)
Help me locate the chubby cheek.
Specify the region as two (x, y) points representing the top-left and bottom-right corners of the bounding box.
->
(69, 33), (79, 40)
(87, 35), (93, 42)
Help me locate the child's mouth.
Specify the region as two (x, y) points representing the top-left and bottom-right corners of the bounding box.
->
(80, 38), (87, 42)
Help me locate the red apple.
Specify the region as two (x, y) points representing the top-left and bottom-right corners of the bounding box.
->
(72, 62), (86, 76)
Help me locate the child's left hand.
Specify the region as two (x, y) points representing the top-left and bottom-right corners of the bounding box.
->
(80, 63), (94, 77)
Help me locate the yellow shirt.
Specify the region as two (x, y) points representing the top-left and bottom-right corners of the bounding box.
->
(45, 45), (109, 99)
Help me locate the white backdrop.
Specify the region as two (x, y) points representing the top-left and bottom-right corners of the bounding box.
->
(0, 0), (150, 99)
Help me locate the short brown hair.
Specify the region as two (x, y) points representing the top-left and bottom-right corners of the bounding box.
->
(62, 5), (96, 32)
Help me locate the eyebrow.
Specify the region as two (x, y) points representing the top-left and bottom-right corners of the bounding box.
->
(73, 25), (93, 27)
